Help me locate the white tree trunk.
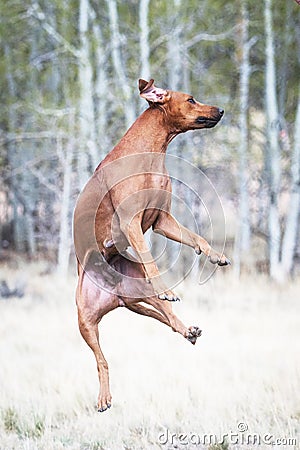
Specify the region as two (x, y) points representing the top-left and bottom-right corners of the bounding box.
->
(106, 0), (135, 128)
(78, 0), (97, 187)
(57, 131), (74, 276)
(265, 0), (281, 281)
(280, 85), (300, 277)
(139, 0), (150, 81)
(92, 14), (109, 158)
(233, 0), (253, 277)
(167, 0), (182, 90)
(5, 45), (25, 252)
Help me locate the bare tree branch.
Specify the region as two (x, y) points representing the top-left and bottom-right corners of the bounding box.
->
(27, 2), (81, 58)
(0, 131), (68, 145)
(29, 167), (60, 196)
(185, 24), (241, 49)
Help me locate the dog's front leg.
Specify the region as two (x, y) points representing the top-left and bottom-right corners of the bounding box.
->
(153, 211), (230, 266)
(119, 217), (180, 301)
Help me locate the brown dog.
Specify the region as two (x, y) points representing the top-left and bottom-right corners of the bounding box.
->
(73, 79), (230, 412)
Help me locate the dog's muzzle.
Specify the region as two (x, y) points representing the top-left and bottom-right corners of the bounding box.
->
(196, 108), (224, 128)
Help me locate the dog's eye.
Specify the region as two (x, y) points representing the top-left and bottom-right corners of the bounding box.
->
(188, 98), (196, 104)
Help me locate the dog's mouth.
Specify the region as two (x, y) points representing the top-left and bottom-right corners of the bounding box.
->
(195, 116), (220, 128)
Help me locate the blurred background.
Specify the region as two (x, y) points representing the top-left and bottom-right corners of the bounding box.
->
(0, 0), (299, 282)
(0, 1), (300, 449)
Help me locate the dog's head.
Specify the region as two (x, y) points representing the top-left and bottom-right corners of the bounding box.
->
(139, 78), (224, 133)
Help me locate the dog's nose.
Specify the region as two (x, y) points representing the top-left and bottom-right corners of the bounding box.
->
(219, 108), (224, 116)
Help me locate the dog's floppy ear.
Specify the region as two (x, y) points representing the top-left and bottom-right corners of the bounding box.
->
(139, 79), (149, 92)
(138, 78), (168, 104)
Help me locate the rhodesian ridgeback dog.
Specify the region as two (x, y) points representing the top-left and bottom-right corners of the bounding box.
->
(73, 78), (230, 412)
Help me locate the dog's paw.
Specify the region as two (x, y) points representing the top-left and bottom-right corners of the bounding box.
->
(209, 251), (231, 266)
(158, 289), (180, 302)
(151, 278), (180, 301)
(186, 326), (202, 345)
(217, 256), (231, 266)
(97, 392), (112, 413)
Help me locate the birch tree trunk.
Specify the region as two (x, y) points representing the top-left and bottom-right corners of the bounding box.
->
(139, 0), (150, 81)
(167, 0), (182, 91)
(139, 0), (151, 114)
(264, 0), (281, 281)
(4, 45), (26, 252)
(278, 4), (292, 120)
(92, 12), (109, 158)
(21, 22), (39, 257)
(78, 0), (97, 187)
(280, 85), (300, 277)
(106, 0), (135, 128)
(57, 119), (74, 275)
(166, 0), (183, 160)
(233, 0), (253, 277)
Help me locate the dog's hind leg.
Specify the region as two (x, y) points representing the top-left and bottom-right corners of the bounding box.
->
(127, 303), (202, 344)
(127, 298), (202, 345)
(78, 316), (112, 412)
(76, 264), (119, 412)
(142, 296), (202, 345)
(113, 253), (202, 345)
(126, 303), (171, 327)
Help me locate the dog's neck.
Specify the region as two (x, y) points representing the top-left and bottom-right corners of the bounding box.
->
(106, 107), (178, 161)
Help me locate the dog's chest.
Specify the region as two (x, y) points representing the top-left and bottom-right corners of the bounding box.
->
(150, 172), (169, 189)
(140, 174), (171, 231)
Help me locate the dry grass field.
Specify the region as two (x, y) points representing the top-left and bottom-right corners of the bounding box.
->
(0, 261), (299, 449)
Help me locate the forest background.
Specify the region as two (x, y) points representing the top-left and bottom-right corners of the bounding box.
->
(1, 0), (300, 281)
